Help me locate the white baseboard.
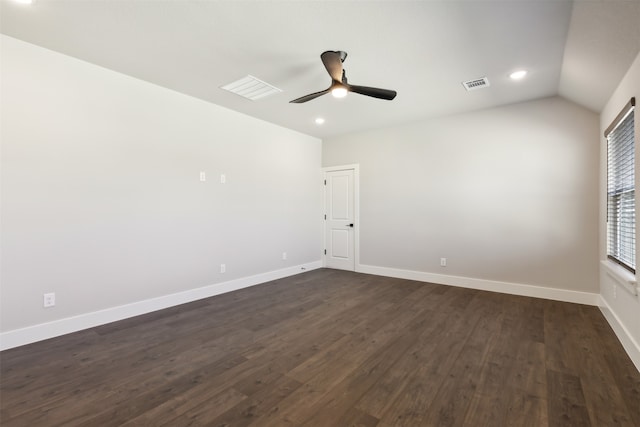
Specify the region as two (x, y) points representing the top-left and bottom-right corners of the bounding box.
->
(357, 264), (600, 306)
(0, 261), (322, 351)
(598, 296), (640, 372)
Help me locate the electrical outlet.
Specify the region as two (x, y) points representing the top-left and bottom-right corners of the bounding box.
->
(220, 174), (226, 184)
(282, 252), (287, 260)
(220, 263), (226, 274)
(440, 258), (447, 267)
(43, 292), (56, 308)
(199, 171), (206, 182)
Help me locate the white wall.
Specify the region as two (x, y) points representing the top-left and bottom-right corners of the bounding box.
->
(323, 97), (600, 296)
(0, 35), (322, 340)
(599, 51), (640, 370)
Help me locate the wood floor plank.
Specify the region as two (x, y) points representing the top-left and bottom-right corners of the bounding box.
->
(297, 312), (432, 426)
(502, 341), (549, 426)
(207, 374), (302, 427)
(119, 382), (245, 426)
(338, 407), (381, 427)
(561, 304), (638, 426)
(417, 298), (506, 426)
(546, 369), (592, 427)
(3, 352), (248, 427)
(1, 327), (257, 424)
(1, 269), (639, 426)
(160, 387), (248, 427)
(582, 306), (640, 426)
(255, 307), (433, 426)
(376, 290), (502, 426)
(462, 294), (548, 426)
(544, 300), (579, 376)
(353, 286), (493, 420)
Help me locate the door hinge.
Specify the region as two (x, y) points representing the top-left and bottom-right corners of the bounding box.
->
(324, 249), (327, 255)
(324, 214), (326, 220)
(324, 179), (326, 185)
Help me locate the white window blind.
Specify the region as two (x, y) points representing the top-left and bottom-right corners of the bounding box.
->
(606, 98), (636, 273)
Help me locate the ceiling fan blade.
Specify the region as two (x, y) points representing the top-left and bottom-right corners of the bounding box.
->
(348, 85), (397, 100)
(289, 88), (331, 104)
(292, 51), (397, 104)
(321, 51), (344, 82)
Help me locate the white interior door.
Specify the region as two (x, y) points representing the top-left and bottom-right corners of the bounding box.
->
(324, 168), (355, 271)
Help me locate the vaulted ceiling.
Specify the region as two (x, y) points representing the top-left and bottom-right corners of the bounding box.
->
(1, 0), (639, 138)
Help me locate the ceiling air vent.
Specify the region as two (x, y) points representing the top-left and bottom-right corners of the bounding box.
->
(462, 77), (490, 91)
(220, 75), (282, 100)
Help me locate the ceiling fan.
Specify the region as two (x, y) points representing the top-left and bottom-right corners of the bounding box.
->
(290, 51), (397, 104)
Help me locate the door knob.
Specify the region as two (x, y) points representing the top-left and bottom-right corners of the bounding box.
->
(347, 223), (354, 227)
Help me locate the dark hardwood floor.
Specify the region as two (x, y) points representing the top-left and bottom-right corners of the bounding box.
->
(1, 269), (639, 426)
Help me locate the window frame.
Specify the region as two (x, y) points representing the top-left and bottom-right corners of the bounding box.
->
(606, 97), (636, 273)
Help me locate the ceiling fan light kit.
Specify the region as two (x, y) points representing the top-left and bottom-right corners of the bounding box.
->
(290, 51), (397, 103)
(331, 86), (348, 98)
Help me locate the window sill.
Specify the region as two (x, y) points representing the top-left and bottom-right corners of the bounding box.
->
(601, 260), (638, 297)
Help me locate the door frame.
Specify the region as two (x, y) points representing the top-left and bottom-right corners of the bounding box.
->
(322, 164), (360, 271)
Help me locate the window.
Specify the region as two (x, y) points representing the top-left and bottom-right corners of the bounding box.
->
(606, 97), (636, 273)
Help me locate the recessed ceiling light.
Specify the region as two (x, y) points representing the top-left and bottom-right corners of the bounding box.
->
(510, 70), (527, 80)
(13, 0), (33, 4)
(315, 118), (325, 125)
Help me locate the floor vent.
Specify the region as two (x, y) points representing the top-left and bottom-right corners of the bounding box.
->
(220, 75), (282, 100)
(462, 77), (490, 91)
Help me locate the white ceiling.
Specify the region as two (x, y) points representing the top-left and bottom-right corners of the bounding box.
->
(1, 0), (639, 139)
